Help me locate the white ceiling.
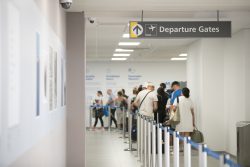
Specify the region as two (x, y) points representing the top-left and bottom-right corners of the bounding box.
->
(68, 0), (250, 62)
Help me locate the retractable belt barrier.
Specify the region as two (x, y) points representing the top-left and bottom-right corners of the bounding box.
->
(136, 113), (240, 167)
(89, 106), (240, 167)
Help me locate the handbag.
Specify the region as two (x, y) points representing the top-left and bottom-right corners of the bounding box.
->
(164, 96), (180, 126)
(103, 105), (109, 117)
(191, 126), (204, 143)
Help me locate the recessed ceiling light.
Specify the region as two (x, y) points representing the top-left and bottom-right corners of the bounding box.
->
(118, 42), (140, 46)
(111, 58), (127, 61)
(113, 53), (130, 57)
(115, 49), (134, 52)
(179, 53), (188, 57)
(171, 57), (187, 61)
(122, 34), (130, 38)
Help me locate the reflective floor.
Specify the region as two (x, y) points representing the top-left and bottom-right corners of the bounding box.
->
(86, 129), (220, 167)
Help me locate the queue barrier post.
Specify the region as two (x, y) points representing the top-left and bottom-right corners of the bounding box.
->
(225, 154), (231, 167)
(122, 107), (126, 138)
(184, 137), (191, 167)
(164, 127), (170, 167)
(108, 106), (111, 132)
(137, 113), (141, 158)
(158, 124), (163, 167)
(174, 131), (180, 167)
(152, 121), (156, 167)
(147, 119), (151, 167)
(89, 106), (92, 128)
(219, 154), (225, 167)
(199, 144), (207, 167)
(124, 112), (137, 151)
(140, 116), (144, 162)
(144, 117), (147, 167)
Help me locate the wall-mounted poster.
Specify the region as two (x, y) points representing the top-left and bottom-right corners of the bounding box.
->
(63, 59), (66, 106)
(61, 57), (64, 107)
(53, 51), (57, 109)
(49, 46), (54, 111)
(36, 32), (40, 116)
(7, 3), (20, 127)
(44, 62), (48, 100)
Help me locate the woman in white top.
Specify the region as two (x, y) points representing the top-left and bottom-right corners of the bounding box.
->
(173, 87), (195, 138)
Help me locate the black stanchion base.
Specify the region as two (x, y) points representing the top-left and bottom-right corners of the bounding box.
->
(124, 148), (137, 151)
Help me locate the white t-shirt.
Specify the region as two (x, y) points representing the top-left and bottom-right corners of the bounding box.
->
(93, 96), (103, 105)
(173, 96), (194, 132)
(136, 89), (158, 118)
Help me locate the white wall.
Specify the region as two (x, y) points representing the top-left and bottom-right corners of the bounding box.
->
(85, 61), (187, 126)
(0, 0), (67, 166)
(187, 29), (250, 155)
(186, 41), (203, 129)
(0, 0), (3, 138)
(223, 29), (250, 155)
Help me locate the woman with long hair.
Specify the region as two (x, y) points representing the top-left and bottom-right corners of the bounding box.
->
(92, 91), (105, 131)
(173, 87), (195, 150)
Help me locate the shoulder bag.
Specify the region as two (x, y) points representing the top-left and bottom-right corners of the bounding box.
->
(138, 91), (152, 109)
(164, 96), (180, 126)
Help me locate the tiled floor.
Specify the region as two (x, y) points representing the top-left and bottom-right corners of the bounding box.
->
(86, 129), (220, 167)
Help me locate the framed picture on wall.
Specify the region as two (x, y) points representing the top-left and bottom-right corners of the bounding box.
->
(49, 46), (54, 111)
(43, 62), (48, 100)
(53, 51), (57, 109)
(61, 57), (64, 107)
(63, 58), (66, 106)
(35, 32), (41, 117)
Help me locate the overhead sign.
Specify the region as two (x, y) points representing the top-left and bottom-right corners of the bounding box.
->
(129, 21), (231, 38)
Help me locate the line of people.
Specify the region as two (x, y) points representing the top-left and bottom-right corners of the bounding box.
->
(91, 81), (195, 148)
(132, 81), (195, 151)
(91, 89), (129, 131)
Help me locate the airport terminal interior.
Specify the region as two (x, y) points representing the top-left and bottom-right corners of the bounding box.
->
(0, 0), (250, 167)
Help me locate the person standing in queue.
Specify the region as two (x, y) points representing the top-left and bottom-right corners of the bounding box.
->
(115, 91), (128, 130)
(130, 87), (138, 113)
(92, 91), (104, 131)
(173, 87), (195, 151)
(121, 89), (129, 100)
(133, 82), (158, 119)
(107, 89), (118, 128)
(170, 81), (182, 105)
(155, 87), (168, 123)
